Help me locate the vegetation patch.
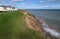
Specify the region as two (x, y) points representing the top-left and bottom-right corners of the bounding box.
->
(0, 10), (44, 39)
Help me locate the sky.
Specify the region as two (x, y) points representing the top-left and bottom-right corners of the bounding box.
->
(0, 0), (60, 9)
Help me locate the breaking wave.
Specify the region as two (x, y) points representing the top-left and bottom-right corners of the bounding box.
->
(39, 20), (60, 37)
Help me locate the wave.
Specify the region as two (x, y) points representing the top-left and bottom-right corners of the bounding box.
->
(39, 19), (60, 37)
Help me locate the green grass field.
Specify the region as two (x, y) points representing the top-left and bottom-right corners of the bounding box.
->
(0, 10), (45, 39)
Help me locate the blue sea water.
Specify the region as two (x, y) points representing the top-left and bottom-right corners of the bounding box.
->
(26, 9), (60, 37)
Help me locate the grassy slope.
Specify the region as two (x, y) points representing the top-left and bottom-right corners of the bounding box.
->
(0, 11), (44, 39)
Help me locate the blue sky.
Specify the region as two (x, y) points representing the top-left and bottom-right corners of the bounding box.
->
(0, 0), (60, 9)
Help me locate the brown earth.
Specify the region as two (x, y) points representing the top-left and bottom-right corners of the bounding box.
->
(21, 11), (60, 39)
(22, 11), (52, 39)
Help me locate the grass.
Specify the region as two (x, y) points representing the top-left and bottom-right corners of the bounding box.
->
(0, 10), (45, 39)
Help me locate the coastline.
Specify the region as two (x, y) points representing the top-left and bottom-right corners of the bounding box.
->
(22, 10), (60, 39)
(22, 11), (52, 39)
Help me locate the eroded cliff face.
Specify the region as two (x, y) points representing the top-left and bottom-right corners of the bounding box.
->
(21, 11), (53, 39)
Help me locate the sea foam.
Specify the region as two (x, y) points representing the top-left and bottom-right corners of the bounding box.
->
(39, 20), (60, 37)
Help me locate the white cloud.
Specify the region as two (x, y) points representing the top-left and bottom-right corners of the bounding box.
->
(48, 0), (55, 2)
(16, 4), (60, 9)
(39, 1), (47, 4)
(12, 0), (23, 1)
(52, 5), (60, 9)
(39, 1), (44, 4)
(48, 0), (60, 2)
(0, 3), (10, 5)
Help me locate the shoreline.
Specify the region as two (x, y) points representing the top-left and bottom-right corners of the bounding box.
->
(38, 18), (60, 37)
(22, 10), (60, 39)
(22, 11), (52, 39)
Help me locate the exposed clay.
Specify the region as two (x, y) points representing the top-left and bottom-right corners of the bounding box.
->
(22, 11), (60, 39)
(22, 11), (51, 39)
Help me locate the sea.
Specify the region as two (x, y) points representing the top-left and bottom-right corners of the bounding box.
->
(26, 9), (60, 37)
